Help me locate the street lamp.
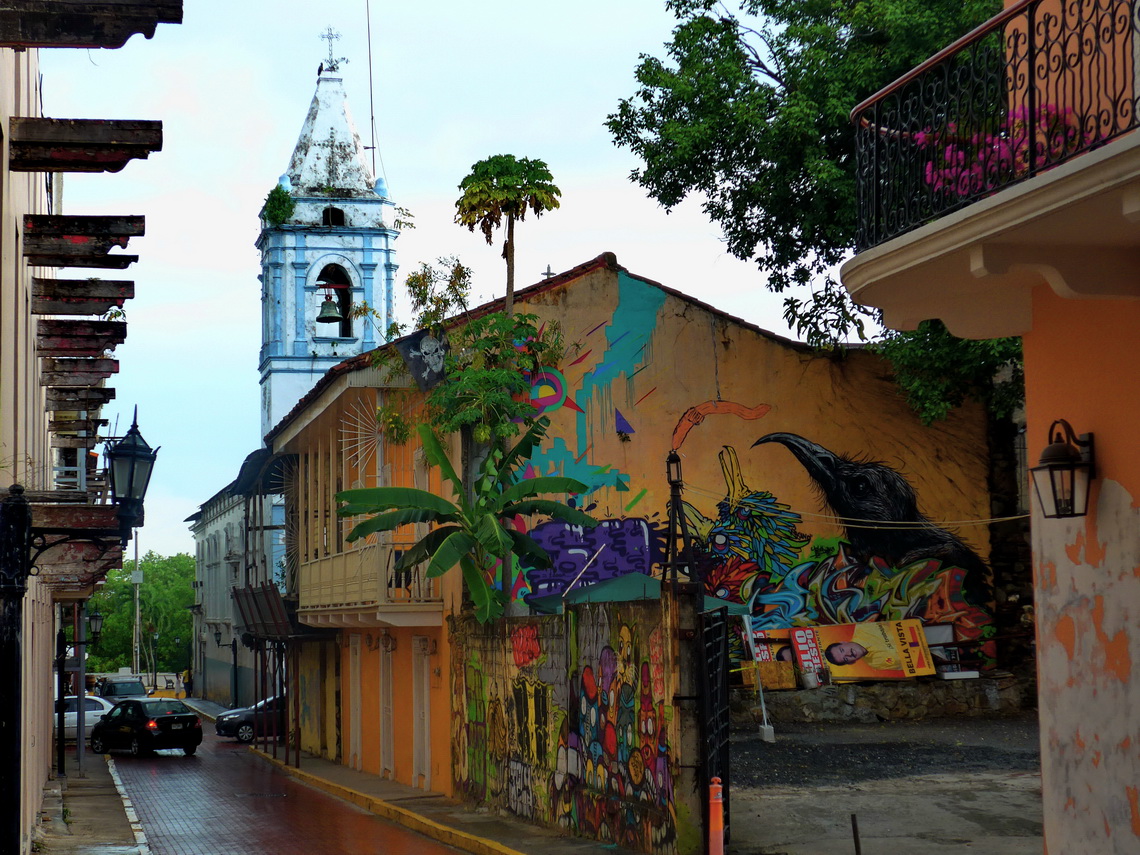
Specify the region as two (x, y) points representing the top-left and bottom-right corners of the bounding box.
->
(106, 409), (159, 546)
(1031, 419), (1096, 518)
(88, 609), (104, 645)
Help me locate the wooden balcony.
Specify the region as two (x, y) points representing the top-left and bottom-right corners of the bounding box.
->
(296, 539), (443, 628)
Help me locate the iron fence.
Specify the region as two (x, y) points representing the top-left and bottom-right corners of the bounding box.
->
(853, 0), (1139, 250)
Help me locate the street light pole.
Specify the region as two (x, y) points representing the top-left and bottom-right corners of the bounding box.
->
(1, 485), (31, 854)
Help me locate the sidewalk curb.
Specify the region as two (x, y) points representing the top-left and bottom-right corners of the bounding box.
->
(252, 749), (525, 855)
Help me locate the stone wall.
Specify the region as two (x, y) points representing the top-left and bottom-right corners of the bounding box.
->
(743, 674), (1026, 724)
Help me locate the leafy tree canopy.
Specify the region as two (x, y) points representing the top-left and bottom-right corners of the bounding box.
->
(875, 321), (1023, 425)
(365, 257), (564, 445)
(455, 154), (561, 315)
(608, 0), (1020, 423)
(86, 551), (195, 674)
(338, 418), (596, 622)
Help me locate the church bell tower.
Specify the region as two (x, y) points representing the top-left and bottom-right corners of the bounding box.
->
(256, 41), (398, 437)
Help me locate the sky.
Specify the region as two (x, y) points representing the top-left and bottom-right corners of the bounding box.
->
(40, 0), (805, 557)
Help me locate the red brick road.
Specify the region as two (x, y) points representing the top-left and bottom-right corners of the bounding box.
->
(112, 729), (463, 855)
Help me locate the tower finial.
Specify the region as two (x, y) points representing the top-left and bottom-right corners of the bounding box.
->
(320, 27), (348, 73)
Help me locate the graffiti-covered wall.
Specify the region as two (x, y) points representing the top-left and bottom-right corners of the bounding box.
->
(509, 254), (996, 662)
(451, 602), (692, 854)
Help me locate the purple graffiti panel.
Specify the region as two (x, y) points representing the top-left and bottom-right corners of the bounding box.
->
(523, 519), (666, 599)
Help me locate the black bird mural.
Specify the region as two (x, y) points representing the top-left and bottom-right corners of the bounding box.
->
(753, 432), (991, 586)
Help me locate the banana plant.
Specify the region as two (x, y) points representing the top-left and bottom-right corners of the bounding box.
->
(336, 417), (596, 623)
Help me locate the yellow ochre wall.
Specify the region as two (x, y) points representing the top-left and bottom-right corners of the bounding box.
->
(504, 258), (992, 650)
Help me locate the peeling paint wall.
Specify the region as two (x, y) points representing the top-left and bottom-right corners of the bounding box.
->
(451, 603), (690, 853)
(508, 265), (994, 657)
(1024, 290), (1140, 853)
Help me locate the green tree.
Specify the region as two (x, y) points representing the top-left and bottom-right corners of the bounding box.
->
(455, 154), (561, 316)
(366, 256), (564, 445)
(86, 551), (195, 674)
(337, 418), (596, 623)
(875, 321), (1023, 425)
(607, 0), (1020, 422)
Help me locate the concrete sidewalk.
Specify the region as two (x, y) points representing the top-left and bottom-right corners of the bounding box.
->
(185, 697), (611, 855)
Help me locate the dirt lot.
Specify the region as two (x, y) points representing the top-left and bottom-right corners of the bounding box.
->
(727, 712), (1042, 854)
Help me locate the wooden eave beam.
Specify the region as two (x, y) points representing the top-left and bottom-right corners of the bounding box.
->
(0, 2), (182, 49)
(45, 387), (115, 410)
(23, 215), (143, 268)
(40, 357), (118, 387)
(30, 502), (119, 537)
(51, 436), (99, 449)
(37, 319), (126, 357)
(49, 418), (107, 433)
(32, 278), (133, 315)
(9, 118), (162, 173)
(26, 254), (138, 270)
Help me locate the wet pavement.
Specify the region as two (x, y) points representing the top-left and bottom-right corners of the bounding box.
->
(37, 697), (1043, 855)
(113, 731), (466, 855)
(727, 712), (1043, 854)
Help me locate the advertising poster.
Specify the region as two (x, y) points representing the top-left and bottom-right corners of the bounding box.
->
(814, 620), (936, 681)
(746, 621), (935, 682)
(746, 627), (793, 662)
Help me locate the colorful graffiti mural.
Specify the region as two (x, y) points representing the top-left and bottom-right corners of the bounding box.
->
(499, 266), (993, 664)
(452, 607), (679, 854)
(685, 437), (995, 661)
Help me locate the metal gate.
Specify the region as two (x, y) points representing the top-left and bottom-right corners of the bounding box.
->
(699, 606), (731, 849)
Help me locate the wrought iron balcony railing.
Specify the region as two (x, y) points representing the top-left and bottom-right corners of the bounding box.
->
(853, 0), (1139, 251)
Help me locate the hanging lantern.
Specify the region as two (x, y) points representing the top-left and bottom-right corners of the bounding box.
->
(1030, 419), (1095, 518)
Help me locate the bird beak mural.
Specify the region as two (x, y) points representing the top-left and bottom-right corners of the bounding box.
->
(753, 432), (842, 498)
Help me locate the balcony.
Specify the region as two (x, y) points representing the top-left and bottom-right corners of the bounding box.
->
(843, 0), (1140, 338)
(296, 535), (443, 628)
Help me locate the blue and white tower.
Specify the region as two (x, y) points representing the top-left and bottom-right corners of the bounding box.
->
(256, 58), (398, 437)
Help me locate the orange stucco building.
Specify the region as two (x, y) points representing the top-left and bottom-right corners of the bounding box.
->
(844, 1), (1140, 849)
(269, 252), (1000, 849)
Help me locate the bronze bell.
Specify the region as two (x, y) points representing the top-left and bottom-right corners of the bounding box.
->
(316, 295), (343, 323)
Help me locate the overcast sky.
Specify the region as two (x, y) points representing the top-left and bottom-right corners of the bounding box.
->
(40, 0), (803, 557)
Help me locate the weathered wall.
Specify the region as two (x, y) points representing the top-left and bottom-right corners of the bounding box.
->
(512, 261), (995, 659)
(451, 602), (691, 854)
(1023, 288), (1140, 853)
(338, 625), (452, 795)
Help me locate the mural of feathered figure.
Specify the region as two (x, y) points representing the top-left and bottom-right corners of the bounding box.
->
(753, 433), (990, 578)
(684, 436), (994, 665)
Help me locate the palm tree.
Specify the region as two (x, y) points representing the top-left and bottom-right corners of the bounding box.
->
(336, 417), (595, 622)
(454, 154), (561, 315)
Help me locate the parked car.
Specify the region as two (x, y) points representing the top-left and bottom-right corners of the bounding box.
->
(96, 677), (153, 701)
(54, 695), (115, 741)
(90, 697), (202, 756)
(215, 696), (286, 743)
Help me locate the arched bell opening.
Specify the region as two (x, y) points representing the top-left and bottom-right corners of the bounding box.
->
(315, 263), (354, 338)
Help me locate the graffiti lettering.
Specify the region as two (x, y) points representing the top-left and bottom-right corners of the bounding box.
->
(507, 759), (536, 819)
(511, 624), (542, 666)
(524, 518), (665, 600)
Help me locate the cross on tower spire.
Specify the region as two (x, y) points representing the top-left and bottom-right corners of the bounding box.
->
(319, 27), (348, 73)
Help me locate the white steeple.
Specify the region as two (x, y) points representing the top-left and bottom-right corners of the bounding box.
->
(285, 64), (376, 198)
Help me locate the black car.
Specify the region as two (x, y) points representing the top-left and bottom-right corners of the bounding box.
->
(215, 696), (285, 743)
(90, 697), (203, 756)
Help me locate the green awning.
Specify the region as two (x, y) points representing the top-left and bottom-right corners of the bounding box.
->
(527, 572), (750, 616)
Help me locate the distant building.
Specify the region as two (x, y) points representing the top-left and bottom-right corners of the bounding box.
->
(189, 55), (399, 708)
(268, 252), (997, 851)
